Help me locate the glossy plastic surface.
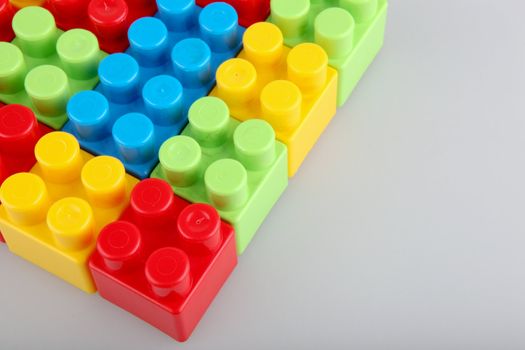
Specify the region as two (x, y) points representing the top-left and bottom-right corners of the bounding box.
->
(211, 22), (337, 176)
(269, 0), (388, 105)
(0, 0), (15, 41)
(0, 7), (105, 129)
(89, 178), (237, 341)
(0, 132), (139, 292)
(151, 96), (288, 254)
(63, 1), (245, 179)
(196, 0), (269, 27)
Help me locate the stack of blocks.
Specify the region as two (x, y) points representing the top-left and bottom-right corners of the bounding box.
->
(0, 0), (388, 342)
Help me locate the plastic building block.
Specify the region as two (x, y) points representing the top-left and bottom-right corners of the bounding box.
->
(63, 1), (245, 179)
(0, 7), (105, 129)
(0, 0), (15, 42)
(210, 22), (337, 177)
(9, 0), (45, 8)
(151, 97), (288, 254)
(269, 0), (388, 106)
(45, 0), (157, 53)
(0, 131), (139, 292)
(89, 178), (237, 341)
(195, 0), (269, 27)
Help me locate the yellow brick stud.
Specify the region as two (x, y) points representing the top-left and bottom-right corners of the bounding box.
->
(9, 0), (46, 9)
(287, 42), (329, 96)
(215, 58), (257, 109)
(81, 156), (127, 208)
(260, 80), (302, 132)
(243, 22), (283, 67)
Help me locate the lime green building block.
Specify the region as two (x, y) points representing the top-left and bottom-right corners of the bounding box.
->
(269, 0), (388, 106)
(0, 7), (105, 129)
(151, 97), (288, 255)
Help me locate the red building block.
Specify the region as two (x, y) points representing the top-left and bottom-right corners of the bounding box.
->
(0, 0), (15, 42)
(196, 0), (269, 27)
(45, 0), (158, 53)
(89, 178), (237, 341)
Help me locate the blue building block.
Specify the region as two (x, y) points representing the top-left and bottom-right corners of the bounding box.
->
(63, 1), (245, 179)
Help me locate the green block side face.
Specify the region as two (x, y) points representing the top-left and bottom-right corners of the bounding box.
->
(0, 7), (104, 129)
(151, 97), (289, 255)
(270, 0), (388, 106)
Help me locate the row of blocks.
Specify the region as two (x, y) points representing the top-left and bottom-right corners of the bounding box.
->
(0, 0), (388, 342)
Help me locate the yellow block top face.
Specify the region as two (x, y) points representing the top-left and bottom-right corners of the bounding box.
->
(0, 132), (139, 292)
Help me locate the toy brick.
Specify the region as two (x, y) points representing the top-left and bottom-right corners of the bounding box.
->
(0, 7), (105, 130)
(0, 0), (15, 42)
(63, 0), (245, 179)
(210, 22), (337, 177)
(151, 97), (288, 254)
(0, 131), (139, 292)
(89, 178), (237, 341)
(45, 0), (157, 53)
(195, 0), (269, 27)
(269, 0), (388, 106)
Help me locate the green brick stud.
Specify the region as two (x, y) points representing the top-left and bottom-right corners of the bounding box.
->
(314, 8), (355, 59)
(56, 29), (100, 80)
(186, 96), (230, 147)
(233, 119), (276, 170)
(12, 6), (58, 58)
(25, 65), (70, 117)
(205, 159), (249, 211)
(159, 136), (202, 187)
(340, 0), (378, 23)
(270, 0), (310, 39)
(0, 43), (27, 94)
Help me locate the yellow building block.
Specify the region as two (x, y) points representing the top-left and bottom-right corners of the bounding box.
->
(211, 22), (338, 177)
(0, 132), (138, 293)
(9, 0), (45, 8)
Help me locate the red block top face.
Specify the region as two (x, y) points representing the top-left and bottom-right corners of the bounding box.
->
(0, 104), (52, 185)
(0, 0), (15, 42)
(89, 178), (236, 314)
(195, 0), (269, 27)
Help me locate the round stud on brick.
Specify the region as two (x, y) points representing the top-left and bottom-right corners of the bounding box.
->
(81, 156), (127, 208)
(25, 65), (70, 117)
(96, 220), (142, 271)
(234, 119), (276, 170)
(171, 38), (212, 89)
(88, 0), (128, 39)
(314, 7), (355, 59)
(178, 203), (221, 252)
(260, 80), (302, 131)
(46, 0), (90, 28)
(270, 0), (310, 39)
(67, 90), (111, 141)
(204, 158), (248, 211)
(339, 0), (378, 23)
(128, 17), (169, 67)
(243, 22), (283, 66)
(47, 197), (94, 250)
(157, 0), (196, 32)
(142, 75), (183, 126)
(159, 136), (201, 187)
(215, 58), (257, 106)
(57, 29), (100, 80)
(12, 6), (57, 58)
(35, 132), (83, 183)
(145, 247), (191, 298)
(0, 104), (39, 155)
(287, 43), (328, 94)
(199, 2), (239, 53)
(0, 42), (26, 94)
(98, 53), (140, 104)
(130, 178), (175, 227)
(187, 97), (229, 147)
(0, 172), (50, 226)
(112, 113), (155, 164)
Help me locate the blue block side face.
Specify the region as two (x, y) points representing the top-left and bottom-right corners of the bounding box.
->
(63, 2), (245, 179)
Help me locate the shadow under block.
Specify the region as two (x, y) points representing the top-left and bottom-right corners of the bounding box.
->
(196, 0), (269, 27)
(63, 1), (245, 179)
(89, 179), (237, 342)
(0, 7), (105, 130)
(210, 22), (337, 176)
(0, 0), (15, 41)
(269, 0), (388, 106)
(151, 97), (288, 255)
(0, 132), (139, 292)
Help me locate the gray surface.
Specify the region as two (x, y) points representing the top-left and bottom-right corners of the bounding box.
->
(2, 1), (525, 348)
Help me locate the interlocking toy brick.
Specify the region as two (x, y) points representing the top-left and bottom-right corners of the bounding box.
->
(196, 0), (269, 27)
(63, 0), (245, 179)
(151, 96), (288, 254)
(269, 0), (388, 106)
(89, 178), (237, 341)
(0, 131), (139, 292)
(0, 7), (105, 130)
(0, 0), (15, 42)
(45, 0), (157, 53)
(210, 22), (337, 177)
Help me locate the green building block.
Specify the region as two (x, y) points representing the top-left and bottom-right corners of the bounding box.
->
(269, 0), (388, 106)
(0, 7), (104, 129)
(151, 97), (288, 255)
